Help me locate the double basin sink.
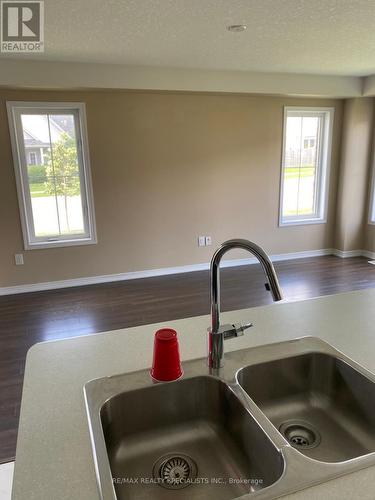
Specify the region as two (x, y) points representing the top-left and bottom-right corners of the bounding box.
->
(84, 337), (375, 499)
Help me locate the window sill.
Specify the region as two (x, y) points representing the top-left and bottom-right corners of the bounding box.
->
(24, 236), (97, 250)
(279, 218), (327, 227)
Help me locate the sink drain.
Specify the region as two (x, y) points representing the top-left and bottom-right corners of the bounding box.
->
(279, 420), (321, 449)
(153, 453), (198, 489)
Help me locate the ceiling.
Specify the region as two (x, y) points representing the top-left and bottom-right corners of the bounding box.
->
(4, 0), (375, 77)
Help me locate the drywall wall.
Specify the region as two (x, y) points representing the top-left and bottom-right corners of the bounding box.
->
(0, 89), (343, 287)
(364, 101), (375, 254)
(364, 225), (375, 253)
(0, 59), (362, 97)
(334, 98), (374, 252)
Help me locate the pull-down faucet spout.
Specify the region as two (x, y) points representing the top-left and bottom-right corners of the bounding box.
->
(208, 239), (283, 369)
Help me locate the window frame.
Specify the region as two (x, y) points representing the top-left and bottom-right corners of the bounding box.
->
(279, 106), (335, 227)
(7, 101), (97, 249)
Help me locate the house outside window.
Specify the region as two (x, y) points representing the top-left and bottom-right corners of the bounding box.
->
(28, 152), (37, 165)
(7, 102), (97, 249)
(303, 137), (315, 149)
(279, 106), (334, 226)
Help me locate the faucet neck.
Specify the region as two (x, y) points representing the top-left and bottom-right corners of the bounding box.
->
(210, 239), (283, 335)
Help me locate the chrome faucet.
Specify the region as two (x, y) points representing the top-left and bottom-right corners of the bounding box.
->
(208, 239), (283, 369)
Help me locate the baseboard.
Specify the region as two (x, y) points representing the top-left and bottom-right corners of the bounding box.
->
(362, 249), (375, 260)
(332, 249), (364, 258)
(0, 247), (371, 296)
(332, 248), (375, 259)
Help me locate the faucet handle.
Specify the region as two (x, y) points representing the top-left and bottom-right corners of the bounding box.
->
(220, 322), (253, 340)
(232, 322), (253, 336)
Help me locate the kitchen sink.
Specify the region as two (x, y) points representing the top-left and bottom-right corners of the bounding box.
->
(85, 337), (375, 500)
(236, 352), (375, 463)
(100, 376), (283, 499)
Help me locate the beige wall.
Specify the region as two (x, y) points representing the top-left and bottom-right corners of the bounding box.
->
(0, 89), (343, 287)
(364, 226), (375, 253)
(0, 59), (362, 97)
(334, 98), (374, 251)
(364, 107), (375, 253)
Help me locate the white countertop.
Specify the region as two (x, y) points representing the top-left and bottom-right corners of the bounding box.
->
(11, 289), (375, 499)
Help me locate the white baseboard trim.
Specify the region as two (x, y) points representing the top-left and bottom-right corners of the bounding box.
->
(332, 249), (364, 258)
(362, 249), (375, 260)
(0, 247), (372, 296)
(332, 248), (375, 259)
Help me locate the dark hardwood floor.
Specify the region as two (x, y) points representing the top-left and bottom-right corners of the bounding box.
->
(0, 255), (374, 463)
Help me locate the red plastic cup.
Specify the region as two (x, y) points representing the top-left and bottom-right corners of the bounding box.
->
(150, 328), (183, 382)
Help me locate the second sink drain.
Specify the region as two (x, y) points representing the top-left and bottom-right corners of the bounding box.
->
(153, 453), (198, 490)
(279, 420), (321, 449)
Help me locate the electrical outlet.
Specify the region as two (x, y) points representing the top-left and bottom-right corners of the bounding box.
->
(15, 253), (24, 266)
(198, 236), (206, 247)
(205, 236), (212, 246)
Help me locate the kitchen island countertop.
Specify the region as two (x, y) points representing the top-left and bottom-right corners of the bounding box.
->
(11, 288), (375, 499)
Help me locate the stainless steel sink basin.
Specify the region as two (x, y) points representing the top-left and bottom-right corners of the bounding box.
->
(100, 376), (283, 499)
(237, 352), (375, 463)
(85, 337), (375, 500)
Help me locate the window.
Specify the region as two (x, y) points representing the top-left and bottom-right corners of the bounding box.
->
(28, 152), (37, 165)
(7, 102), (97, 249)
(279, 106), (334, 226)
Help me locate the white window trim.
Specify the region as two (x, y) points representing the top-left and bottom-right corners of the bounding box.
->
(7, 101), (97, 250)
(279, 106), (335, 227)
